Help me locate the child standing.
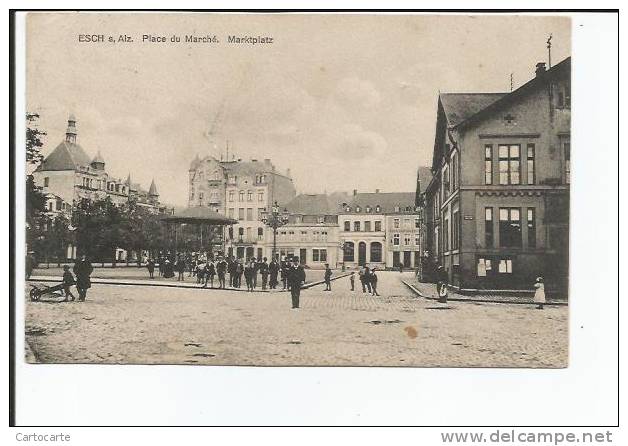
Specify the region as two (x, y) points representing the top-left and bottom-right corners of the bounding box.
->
(62, 265), (76, 302)
(534, 276), (546, 310)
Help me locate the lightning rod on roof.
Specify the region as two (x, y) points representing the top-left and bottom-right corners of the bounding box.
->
(546, 34), (553, 68)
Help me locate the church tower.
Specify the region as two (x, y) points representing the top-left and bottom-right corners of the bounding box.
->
(66, 114), (77, 144)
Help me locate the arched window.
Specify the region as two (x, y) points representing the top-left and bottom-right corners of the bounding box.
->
(370, 242), (383, 263)
(343, 241), (355, 262)
(366, 205), (372, 213)
(356, 206), (361, 212)
(375, 205), (381, 213)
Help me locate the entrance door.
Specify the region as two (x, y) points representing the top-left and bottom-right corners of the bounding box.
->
(393, 251), (400, 267)
(236, 247), (245, 259)
(358, 242), (367, 266)
(403, 251), (412, 268)
(300, 248), (307, 265)
(245, 247), (254, 260)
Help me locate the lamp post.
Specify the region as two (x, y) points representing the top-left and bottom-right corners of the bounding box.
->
(260, 201), (290, 261)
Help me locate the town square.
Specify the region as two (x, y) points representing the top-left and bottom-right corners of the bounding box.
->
(23, 14), (571, 368)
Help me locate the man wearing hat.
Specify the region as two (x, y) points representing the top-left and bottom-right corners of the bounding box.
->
(287, 257), (306, 309)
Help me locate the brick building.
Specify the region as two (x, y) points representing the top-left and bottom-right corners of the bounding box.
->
(424, 58), (570, 294)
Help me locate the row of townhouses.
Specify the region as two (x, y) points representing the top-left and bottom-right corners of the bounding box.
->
(422, 58), (570, 293)
(187, 155), (430, 269)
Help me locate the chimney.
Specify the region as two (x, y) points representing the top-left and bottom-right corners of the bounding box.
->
(375, 189), (380, 193)
(353, 189), (357, 196)
(535, 62), (547, 77)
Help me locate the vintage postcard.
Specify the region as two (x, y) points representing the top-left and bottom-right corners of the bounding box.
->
(22, 12), (571, 367)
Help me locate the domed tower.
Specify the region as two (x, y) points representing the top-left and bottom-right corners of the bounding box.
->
(66, 114), (77, 144)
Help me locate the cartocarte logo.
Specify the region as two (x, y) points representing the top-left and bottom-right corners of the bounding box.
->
(16, 433), (71, 442)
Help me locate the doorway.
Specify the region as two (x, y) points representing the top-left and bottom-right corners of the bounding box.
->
(358, 242), (367, 266)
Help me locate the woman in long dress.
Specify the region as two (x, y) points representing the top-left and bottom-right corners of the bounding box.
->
(534, 276), (546, 310)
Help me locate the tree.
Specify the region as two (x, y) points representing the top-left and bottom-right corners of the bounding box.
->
(25, 113), (47, 256)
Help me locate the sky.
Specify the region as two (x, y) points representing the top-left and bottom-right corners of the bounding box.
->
(26, 13), (570, 206)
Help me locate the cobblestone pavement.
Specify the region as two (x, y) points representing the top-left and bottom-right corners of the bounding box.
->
(25, 272), (568, 368)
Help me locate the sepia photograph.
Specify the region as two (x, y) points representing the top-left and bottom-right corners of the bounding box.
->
(21, 12), (573, 369)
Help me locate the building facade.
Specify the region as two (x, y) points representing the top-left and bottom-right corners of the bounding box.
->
(339, 191), (422, 269)
(268, 193), (341, 268)
(188, 155), (296, 260)
(33, 115), (163, 215)
(424, 58), (570, 293)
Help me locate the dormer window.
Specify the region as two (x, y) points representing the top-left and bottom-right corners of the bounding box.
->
(366, 205), (372, 213)
(375, 205), (381, 213)
(394, 206), (400, 213)
(345, 206), (351, 212)
(356, 206), (361, 213)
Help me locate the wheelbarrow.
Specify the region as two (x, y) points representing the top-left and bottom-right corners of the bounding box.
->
(29, 283), (65, 302)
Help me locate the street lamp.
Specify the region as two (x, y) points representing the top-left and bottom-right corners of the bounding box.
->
(260, 201), (290, 261)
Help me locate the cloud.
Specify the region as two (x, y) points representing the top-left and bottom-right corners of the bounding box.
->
(333, 124), (388, 161)
(334, 77), (382, 109)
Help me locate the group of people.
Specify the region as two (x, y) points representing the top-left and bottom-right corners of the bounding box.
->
(350, 265), (380, 296)
(144, 253), (310, 294)
(59, 255), (94, 302)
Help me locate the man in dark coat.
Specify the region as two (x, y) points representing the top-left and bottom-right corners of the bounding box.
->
(146, 258), (155, 279)
(259, 257), (269, 290)
(287, 258), (306, 309)
(175, 255), (186, 281)
(216, 256), (227, 289)
(324, 263), (332, 291)
(25, 252), (37, 279)
(269, 258), (279, 289)
(73, 255), (93, 302)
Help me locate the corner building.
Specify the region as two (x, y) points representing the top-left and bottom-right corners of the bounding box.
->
(424, 58), (570, 294)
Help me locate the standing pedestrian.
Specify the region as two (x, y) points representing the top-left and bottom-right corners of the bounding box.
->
(25, 251), (37, 279)
(269, 257), (279, 289)
(370, 267), (380, 296)
(205, 259), (216, 288)
(251, 257), (259, 289)
(216, 256), (227, 289)
(324, 263), (332, 291)
(281, 257), (290, 290)
(350, 272), (355, 291)
(61, 265), (76, 302)
(436, 265), (448, 303)
(227, 257), (235, 287)
(146, 258), (155, 279)
(359, 266), (367, 293)
(247, 260), (257, 292)
(175, 255), (186, 281)
(534, 276), (546, 310)
(73, 255), (93, 302)
(288, 258), (306, 309)
(260, 257), (269, 290)
(363, 266), (372, 294)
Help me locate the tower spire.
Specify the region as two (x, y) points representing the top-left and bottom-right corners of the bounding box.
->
(66, 114), (77, 144)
